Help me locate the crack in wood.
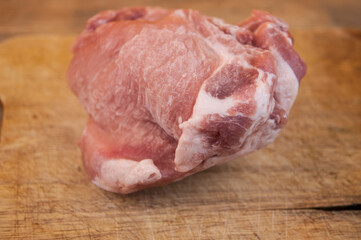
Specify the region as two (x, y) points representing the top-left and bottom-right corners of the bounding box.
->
(265, 203), (361, 212)
(254, 232), (261, 240)
(308, 203), (361, 211)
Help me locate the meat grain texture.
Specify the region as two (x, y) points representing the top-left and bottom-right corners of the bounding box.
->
(67, 7), (307, 194)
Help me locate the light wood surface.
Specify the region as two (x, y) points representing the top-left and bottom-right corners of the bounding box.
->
(0, 0), (360, 239)
(0, 0), (360, 41)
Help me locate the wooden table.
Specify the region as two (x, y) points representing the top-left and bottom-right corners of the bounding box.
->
(0, 0), (360, 239)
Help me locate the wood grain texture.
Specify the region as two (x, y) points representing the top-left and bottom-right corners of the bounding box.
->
(0, 0), (360, 41)
(0, 0), (361, 238)
(0, 28), (360, 239)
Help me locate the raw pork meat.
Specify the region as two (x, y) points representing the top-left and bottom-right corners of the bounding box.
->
(67, 7), (306, 193)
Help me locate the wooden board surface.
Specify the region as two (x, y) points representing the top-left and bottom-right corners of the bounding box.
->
(0, 0), (360, 42)
(0, 27), (360, 239)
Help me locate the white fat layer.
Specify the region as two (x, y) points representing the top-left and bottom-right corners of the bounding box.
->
(173, 9), (186, 18)
(188, 86), (235, 120)
(282, 32), (293, 46)
(270, 47), (299, 112)
(175, 63), (236, 172)
(174, 127), (207, 172)
(176, 69), (264, 172)
(175, 52), (274, 173)
(227, 49), (298, 160)
(175, 14), (296, 173)
(175, 84), (236, 172)
(94, 158), (161, 193)
(263, 22), (293, 46)
(251, 71), (274, 121)
(180, 46), (256, 126)
(204, 47), (299, 167)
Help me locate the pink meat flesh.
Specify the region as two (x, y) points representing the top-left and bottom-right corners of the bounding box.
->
(67, 7), (307, 194)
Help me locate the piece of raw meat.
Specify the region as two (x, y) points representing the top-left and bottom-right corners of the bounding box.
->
(67, 7), (306, 194)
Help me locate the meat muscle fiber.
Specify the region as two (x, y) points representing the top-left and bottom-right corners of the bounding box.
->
(67, 7), (307, 194)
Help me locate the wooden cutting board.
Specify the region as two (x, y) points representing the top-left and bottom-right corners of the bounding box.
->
(0, 29), (360, 239)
